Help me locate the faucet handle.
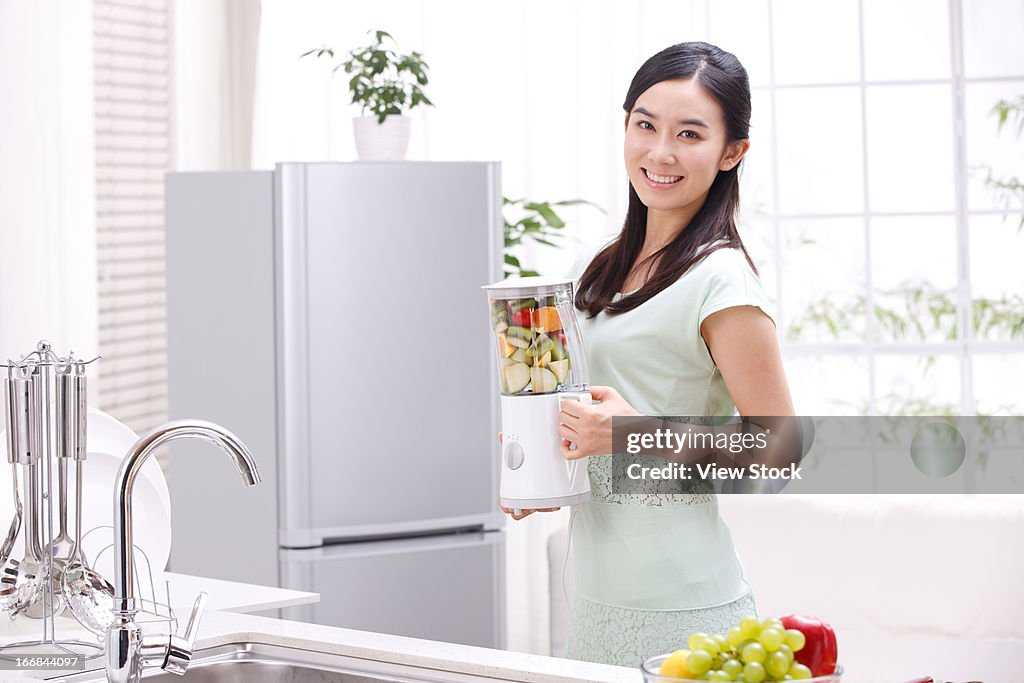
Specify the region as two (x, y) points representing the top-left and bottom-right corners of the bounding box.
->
(163, 591), (207, 676)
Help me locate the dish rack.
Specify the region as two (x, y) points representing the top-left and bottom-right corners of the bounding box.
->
(0, 341), (176, 661)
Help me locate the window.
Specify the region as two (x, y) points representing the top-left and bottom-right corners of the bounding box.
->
(93, 0), (173, 434)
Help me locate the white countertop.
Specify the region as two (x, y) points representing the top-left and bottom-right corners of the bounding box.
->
(0, 575), (639, 683)
(32, 610), (640, 682)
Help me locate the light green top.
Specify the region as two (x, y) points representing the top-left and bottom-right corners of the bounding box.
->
(566, 238), (775, 610)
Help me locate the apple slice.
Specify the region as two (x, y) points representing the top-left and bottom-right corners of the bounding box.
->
(503, 362), (531, 393)
(530, 367), (558, 394)
(509, 348), (528, 364)
(548, 359), (569, 383)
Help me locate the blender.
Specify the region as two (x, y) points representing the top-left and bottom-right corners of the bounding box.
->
(482, 277), (592, 511)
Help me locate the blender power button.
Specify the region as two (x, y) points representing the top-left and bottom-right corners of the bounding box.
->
(504, 441), (525, 470)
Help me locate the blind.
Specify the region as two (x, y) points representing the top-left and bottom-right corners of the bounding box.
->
(93, 0), (172, 436)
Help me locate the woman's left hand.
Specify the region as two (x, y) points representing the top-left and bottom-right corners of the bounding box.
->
(558, 385), (641, 460)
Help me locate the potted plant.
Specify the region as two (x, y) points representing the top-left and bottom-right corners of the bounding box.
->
(302, 30), (433, 160)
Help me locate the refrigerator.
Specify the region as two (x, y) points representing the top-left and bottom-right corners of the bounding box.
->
(164, 162), (506, 649)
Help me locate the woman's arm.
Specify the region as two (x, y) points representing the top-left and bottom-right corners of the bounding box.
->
(700, 305), (794, 416)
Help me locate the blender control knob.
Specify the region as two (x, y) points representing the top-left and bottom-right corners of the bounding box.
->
(504, 441), (525, 470)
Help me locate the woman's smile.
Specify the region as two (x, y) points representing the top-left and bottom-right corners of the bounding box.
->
(642, 167), (683, 187)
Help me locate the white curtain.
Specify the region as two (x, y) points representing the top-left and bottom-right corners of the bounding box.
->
(174, 0), (262, 170)
(0, 1), (99, 364)
(250, 0), (719, 655)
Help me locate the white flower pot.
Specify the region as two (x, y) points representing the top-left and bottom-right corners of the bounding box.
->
(352, 115), (411, 161)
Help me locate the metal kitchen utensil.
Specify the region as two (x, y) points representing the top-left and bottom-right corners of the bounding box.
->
(47, 363), (78, 562)
(0, 367), (48, 617)
(59, 361), (117, 635)
(1, 366), (30, 568)
(62, 560), (115, 635)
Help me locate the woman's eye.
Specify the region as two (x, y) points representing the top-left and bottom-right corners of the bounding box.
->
(680, 130), (700, 139)
(638, 120), (654, 130)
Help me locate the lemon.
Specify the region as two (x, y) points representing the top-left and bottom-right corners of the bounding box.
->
(658, 649), (693, 679)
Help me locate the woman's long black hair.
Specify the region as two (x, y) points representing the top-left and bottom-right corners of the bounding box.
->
(576, 41), (757, 318)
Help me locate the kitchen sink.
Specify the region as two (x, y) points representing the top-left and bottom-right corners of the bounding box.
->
(58, 641), (505, 682)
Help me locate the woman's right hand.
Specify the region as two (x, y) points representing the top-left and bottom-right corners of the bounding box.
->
(497, 432), (561, 520)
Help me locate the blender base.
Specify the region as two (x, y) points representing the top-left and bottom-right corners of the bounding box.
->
(500, 490), (591, 510)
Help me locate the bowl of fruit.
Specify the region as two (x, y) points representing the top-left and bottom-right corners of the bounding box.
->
(641, 614), (841, 682)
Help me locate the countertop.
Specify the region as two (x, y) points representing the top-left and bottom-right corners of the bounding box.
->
(0, 575), (639, 683)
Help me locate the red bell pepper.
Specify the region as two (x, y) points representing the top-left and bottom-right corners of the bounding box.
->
(779, 614), (838, 676)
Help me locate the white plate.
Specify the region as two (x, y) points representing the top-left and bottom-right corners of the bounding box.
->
(0, 408), (172, 580)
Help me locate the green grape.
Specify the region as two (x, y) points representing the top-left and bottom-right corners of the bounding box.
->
(743, 661), (767, 683)
(699, 637), (721, 658)
(782, 676), (794, 681)
(689, 632), (710, 651)
(757, 627), (784, 652)
(735, 676), (747, 683)
(727, 626), (744, 648)
(708, 671), (732, 682)
(739, 616), (761, 639)
(777, 644), (794, 666)
(783, 629), (805, 652)
(713, 634), (730, 651)
(761, 618), (784, 631)
(687, 650), (714, 676)
(788, 663), (812, 680)
(740, 642), (767, 664)
(765, 651), (789, 678)
(722, 658), (743, 678)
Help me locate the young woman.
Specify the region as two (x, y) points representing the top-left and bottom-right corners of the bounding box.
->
(502, 42), (794, 667)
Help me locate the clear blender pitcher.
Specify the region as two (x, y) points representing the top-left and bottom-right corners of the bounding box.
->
(482, 277), (592, 510)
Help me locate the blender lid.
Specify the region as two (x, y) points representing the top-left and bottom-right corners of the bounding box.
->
(482, 275), (575, 298)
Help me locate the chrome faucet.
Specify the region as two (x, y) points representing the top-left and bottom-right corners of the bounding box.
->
(105, 420), (261, 683)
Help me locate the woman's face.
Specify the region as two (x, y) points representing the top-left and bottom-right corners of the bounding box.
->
(623, 78), (749, 225)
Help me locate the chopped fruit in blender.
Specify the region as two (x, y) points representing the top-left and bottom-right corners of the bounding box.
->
(503, 362), (531, 393)
(508, 297), (537, 313)
(550, 337), (568, 361)
(506, 326), (535, 348)
(533, 306), (562, 333)
(497, 333), (516, 357)
(510, 308), (534, 328)
(548, 359), (569, 383)
(538, 351), (551, 367)
(534, 333), (555, 356)
(509, 347), (528, 363)
(529, 367), (558, 393)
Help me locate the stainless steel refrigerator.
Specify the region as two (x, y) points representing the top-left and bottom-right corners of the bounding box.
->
(164, 162), (506, 648)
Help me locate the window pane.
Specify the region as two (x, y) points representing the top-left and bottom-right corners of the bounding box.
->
(870, 216), (958, 343)
(863, 0), (951, 81)
(969, 215), (1024, 342)
(783, 354), (870, 415)
(973, 354), (1024, 414)
(772, 0), (861, 85)
(965, 80), (1024, 213)
(781, 218), (867, 343)
(775, 87), (864, 214)
(866, 84), (955, 213)
(962, 0), (1024, 79)
(708, 0), (773, 87)
(744, 88), (777, 215)
(875, 354), (961, 415)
